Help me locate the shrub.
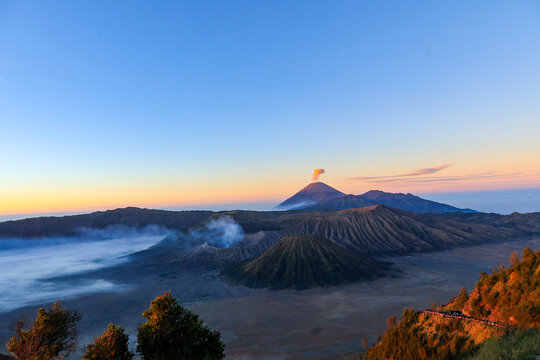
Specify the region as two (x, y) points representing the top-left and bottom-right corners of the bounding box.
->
(82, 323), (134, 360)
(6, 301), (80, 360)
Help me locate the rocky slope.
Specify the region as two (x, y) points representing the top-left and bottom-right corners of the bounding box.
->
(224, 235), (387, 289)
(134, 207), (540, 270)
(288, 205), (518, 255)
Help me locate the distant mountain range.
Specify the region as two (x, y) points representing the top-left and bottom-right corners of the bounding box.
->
(2, 204), (540, 291)
(276, 182), (477, 214)
(136, 205), (540, 273)
(2, 205), (539, 257)
(224, 235), (388, 290)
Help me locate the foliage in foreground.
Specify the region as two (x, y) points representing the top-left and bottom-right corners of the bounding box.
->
(361, 248), (540, 360)
(6, 301), (80, 360)
(466, 328), (540, 360)
(361, 308), (476, 360)
(137, 291), (225, 360)
(82, 323), (134, 360)
(2, 292), (225, 360)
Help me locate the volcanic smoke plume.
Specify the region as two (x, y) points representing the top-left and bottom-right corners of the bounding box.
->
(312, 168), (325, 181)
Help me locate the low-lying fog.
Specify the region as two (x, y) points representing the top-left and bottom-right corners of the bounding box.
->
(0, 232), (166, 312)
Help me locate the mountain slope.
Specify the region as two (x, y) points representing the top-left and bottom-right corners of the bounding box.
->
(3, 205), (539, 268)
(278, 183), (476, 213)
(362, 248), (540, 360)
(289, 206), (517, 255)
(276, 182), (345, 210)
(303, 194), (376, 211)
(224, 235), (386, 289)
(360, 190), (476, 214)
(138, 208), (540, 271)
(303, 190), (475, 213)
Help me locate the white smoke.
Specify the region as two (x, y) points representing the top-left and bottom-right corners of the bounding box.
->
(187, 216), (245, 248)
(204, 216), (244, 247)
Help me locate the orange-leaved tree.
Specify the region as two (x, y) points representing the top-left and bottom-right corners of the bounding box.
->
(6, 301), (80, 360)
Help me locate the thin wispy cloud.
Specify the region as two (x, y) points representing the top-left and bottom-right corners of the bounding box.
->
(348, 164), (536, 187)
(350, 164), (451, 181)
(362, 172), (525, 184)
(408, 164), (451, 176)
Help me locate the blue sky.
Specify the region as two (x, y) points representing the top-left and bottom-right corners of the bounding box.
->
(0, 1), (539, 215)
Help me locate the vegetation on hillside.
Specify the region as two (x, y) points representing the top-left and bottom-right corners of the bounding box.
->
(466, 328), (540, 360)
(461, 248), (540, 328)
(361, 307), (479, 360)
(361, 248), (540, 360)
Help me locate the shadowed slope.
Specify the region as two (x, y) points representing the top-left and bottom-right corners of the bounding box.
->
(304, 190), (476, 214)
(360, 190), (476, 214)
(303, 194), (376, 211)
(276, 182), (345, 210)
(224, 235), (387, 290)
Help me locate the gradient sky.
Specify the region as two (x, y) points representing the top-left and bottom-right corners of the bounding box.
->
(1, 1), (539, 216)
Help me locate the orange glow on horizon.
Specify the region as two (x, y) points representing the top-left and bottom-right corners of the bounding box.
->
(1, 169), (539, 217)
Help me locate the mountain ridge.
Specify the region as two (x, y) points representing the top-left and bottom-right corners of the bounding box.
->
(278, 183), (477, 214)
(288, 205), (518, 255)
(0, 207), (213, 238)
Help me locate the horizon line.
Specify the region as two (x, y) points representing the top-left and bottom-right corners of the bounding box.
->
(1, 186), (539, 221)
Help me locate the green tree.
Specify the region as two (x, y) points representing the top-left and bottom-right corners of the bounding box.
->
(137, 291), (225, 360)
(82, 323), (134, 360)
(6, 301), (80, 360)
